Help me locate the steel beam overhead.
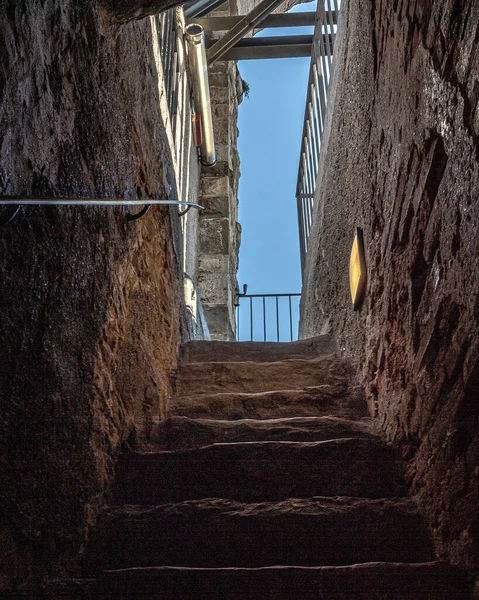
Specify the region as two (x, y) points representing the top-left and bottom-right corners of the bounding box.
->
(183, 0), (229, 19)
(205, 0), (289, 64)
(205, 33), (333, 61)
(186, 12), (325, 31)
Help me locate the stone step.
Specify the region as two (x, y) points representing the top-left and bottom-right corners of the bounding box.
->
(85, 497), (433, 572)
(175, 356), (351, 396)
(170, 387), (367, 420)
(47, 562), (468, 599)
(142, 416), (374, 450)
(180, 335), (335, 363)
(112, 438), (405, 504)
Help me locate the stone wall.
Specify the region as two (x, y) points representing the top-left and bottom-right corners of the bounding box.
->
(0, 1), (183, 590)
(300, 0), (479, 577)
(195, 7), (244, 341)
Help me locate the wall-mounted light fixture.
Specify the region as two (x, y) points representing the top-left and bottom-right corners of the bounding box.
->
(349, 227), (367, 310)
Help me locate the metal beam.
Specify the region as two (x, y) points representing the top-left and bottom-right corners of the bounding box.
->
(183, 0), (229, 19)
(186, 12), (323, 31)
(205, 0), (289, 64)
(205, 33), (333, 61)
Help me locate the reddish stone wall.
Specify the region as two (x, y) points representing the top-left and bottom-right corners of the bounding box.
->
(300, 0), (479, 576)
(0, 1), (181, 590)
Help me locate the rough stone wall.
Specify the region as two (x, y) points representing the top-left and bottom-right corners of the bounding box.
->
(300, 0), (479, 577)
(0, 1), (182, 590)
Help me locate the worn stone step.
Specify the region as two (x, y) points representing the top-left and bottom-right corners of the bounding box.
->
(49, 562), (468, 599)
(85, 497), (433, 572)
(175, 356), (351, 396)
(112, 438), (404, 504)
(43, 578), (97, 599)
(170, 386), (367, 420)
(142, 416), (374, 450)
(180, 335), (335, 363)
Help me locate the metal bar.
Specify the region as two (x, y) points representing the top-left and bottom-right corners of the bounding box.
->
(263, 296), (266, 342)
(314, 61), (327, 133)
(239, 293), (301, 298)
(305, 132), (316, 202)
(289, 295), (293, 342)
(183, 0), (229, 19)
(221, 44), (312, 61)
(250, 296), (253, 341)
(317, 8), (330, 115)
(162, 13), (172, 91)
(237, 303), (240, 340)
(276, 295), (279, 342)
(187, 12), (321, 31)
(324, 0), (336, 70)
(321, 1), (334, 69)
(206, 0), (294, 64)
(0, 198), (203, 207)
(303, 196), (310, 244)
(311, 78), (322, 156)
(308, 102), (319, 175)
(206, 33), (317, 48)
(297, 195), (306, 273)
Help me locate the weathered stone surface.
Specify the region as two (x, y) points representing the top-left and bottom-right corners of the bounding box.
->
(62, 562), (467, 599)
(112, 439), (405, 504)
(143, 415), (374, 450)
(299, 0), (479, 571)
(0, 2), (181, 591)
(170, 387), (367, 420)
(180, 335), (335, 363)
(175, 357), (352, 395)
(196, 58), (242, 341)
(199, 217), (230, 255)
(85, 497), (433, 571)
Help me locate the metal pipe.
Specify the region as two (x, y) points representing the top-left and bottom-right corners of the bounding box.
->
(0, 198), (203, 208)
(185, 24), (216, 167)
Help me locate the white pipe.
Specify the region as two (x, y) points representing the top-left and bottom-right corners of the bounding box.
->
(185, 24), (216, 167)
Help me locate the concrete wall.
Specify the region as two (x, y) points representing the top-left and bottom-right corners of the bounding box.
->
(300, 0), (479, 576)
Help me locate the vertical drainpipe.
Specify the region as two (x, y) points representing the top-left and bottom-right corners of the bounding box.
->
(185, 24), (217, 167)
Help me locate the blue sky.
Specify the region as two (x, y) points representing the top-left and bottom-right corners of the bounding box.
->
(236, 3), (314, 294)
(235, 2), (315, 339)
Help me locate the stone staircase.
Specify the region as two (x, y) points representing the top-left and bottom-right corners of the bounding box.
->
(47, 336), (468, 599)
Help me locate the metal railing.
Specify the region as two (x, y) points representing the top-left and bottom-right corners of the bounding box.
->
(156, 9), (180, 135)
(296, 0), (338, 274)
(236, 293), (301, 342)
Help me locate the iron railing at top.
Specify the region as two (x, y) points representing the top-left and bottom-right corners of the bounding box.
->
(296, 0), (339, 275)
(236, 293), (301, 342)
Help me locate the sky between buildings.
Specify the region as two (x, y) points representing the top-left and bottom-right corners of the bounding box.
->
(235, 1), (316, 340)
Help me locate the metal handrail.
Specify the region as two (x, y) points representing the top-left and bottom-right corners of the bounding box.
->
(296, 0), (339, 275)
(236, 293), (301, 342)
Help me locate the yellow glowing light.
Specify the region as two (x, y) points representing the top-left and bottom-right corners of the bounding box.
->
(349, 228), (367, 310)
